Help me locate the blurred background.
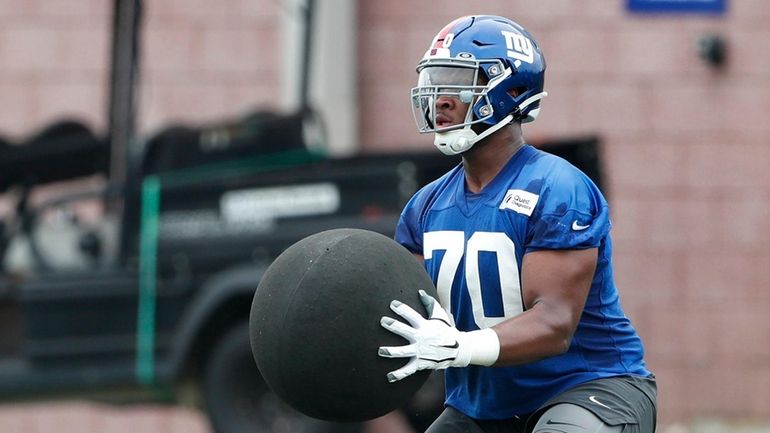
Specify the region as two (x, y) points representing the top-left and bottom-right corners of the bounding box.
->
(0, 0), (768, 432)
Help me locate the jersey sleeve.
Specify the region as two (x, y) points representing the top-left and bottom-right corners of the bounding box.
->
(394, 184), (434, 255)
(395, 206), (422, 254)
(525, 162), (610, 252)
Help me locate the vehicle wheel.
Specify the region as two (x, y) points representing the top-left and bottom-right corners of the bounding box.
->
(203, 322), (357, 433)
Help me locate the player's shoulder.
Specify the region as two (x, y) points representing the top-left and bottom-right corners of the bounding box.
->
(520, 146), (600, 195)
(526, 146), (588, 183)
(406, 162), (462, 212)
(515, 146), (607, 216)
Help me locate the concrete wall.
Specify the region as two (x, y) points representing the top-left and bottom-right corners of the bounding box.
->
(0, 0), (769, 428)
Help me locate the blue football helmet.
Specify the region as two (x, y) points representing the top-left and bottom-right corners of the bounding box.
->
(411, 15), (547, 155)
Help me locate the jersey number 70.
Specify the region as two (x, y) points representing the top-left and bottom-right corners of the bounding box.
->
(424, 231), (524, 329)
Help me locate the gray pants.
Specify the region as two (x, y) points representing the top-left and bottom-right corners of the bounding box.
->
(531, 403), (622, 432)
(425, 375), (656, 433)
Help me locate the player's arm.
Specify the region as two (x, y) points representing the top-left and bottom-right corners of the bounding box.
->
(491, 247), (597, 365)
(378, 247), (596, 380)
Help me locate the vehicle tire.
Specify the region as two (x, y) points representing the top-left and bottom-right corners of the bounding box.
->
(203, 321), (359, 433)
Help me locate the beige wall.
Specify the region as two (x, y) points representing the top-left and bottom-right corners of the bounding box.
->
(0, 1), (111, 140)
(1, 0), (769, 428)
(0, 0), (282, 140)
(139, 0), (283, 133)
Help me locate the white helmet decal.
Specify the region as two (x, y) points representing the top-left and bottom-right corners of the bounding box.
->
(501, 31), (534, 67)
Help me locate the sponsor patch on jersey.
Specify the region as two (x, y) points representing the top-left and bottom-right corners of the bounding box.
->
(499, 189), (539, 216)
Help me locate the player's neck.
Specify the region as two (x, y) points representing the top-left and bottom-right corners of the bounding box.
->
(462, 128), (524, 193)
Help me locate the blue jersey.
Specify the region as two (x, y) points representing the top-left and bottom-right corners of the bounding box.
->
(395, 145), (651, 419)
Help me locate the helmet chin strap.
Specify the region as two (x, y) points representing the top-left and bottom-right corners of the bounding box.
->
(434, 114), (512, 155)
(433, 91), (547, 156)
(519, 92), (548, 123)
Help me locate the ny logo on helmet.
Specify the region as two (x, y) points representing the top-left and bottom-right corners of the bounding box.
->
(501, 31), (534, 67)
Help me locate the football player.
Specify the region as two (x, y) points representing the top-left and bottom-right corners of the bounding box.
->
(379, 15), (657, 433)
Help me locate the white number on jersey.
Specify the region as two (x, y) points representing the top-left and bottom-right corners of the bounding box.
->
(424, 231), (523, 328)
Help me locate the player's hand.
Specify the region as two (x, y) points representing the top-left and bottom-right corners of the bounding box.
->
(378, 290), (499, 382)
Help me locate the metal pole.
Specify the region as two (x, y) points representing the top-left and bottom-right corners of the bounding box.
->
(108, 0), (142, 262)
(299, 0), (315, 110)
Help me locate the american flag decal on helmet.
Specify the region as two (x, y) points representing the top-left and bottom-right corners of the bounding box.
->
(427, 16), (466, 57)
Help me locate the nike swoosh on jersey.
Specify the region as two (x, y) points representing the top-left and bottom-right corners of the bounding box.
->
(572, 220), (591, 231)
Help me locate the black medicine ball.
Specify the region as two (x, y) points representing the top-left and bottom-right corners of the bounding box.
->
(249, 228), (437, 422)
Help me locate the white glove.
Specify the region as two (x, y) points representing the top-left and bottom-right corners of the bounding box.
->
(378, 290), (500, 382)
